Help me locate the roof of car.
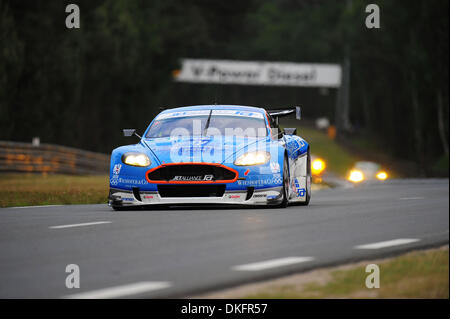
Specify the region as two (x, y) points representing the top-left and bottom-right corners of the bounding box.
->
(160, 105), (266, 114)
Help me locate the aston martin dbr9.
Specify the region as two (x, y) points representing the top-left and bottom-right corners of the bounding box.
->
(108, 105), (311, 210)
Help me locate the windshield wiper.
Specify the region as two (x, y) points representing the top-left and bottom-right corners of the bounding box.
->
(203, 109), (213, 136)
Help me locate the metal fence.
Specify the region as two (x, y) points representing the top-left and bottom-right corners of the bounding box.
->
(0, 141), (110, 175)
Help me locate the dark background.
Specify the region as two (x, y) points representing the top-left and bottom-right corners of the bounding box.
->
(0, 0), (448, 175)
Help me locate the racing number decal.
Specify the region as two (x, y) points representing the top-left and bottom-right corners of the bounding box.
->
(294, 179), (306, 197)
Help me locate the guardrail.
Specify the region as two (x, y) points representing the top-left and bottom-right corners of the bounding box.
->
(0, 141), (110, 175)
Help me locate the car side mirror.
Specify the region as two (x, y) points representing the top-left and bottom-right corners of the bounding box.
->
(123, 129), (141, 138)
(284, 128), (297, 135)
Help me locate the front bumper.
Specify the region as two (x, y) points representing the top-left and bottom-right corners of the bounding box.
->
(109, 161), (285, 207)
(108, 186), (283, 207)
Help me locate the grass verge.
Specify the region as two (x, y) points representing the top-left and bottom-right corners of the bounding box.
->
(195, 246), (449, 299)
(0, 174), (109, 208)
(282, 120), (358, 177)
(300, 127), (358, 177)
(0, 173), (327, 208)
(0, 126), (360, 207)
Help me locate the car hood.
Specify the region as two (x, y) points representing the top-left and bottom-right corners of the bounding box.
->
(143, 135), (269, 165)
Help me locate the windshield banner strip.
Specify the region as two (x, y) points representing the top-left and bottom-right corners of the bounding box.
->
(156, 110), (264, 120)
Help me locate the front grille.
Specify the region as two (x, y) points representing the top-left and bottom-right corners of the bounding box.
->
(157, 184), (226, 197)
(147, 164), (236, 183)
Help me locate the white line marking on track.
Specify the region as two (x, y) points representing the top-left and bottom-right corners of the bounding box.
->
(232, 257), (314, 271)
(354, 238), (420, 249)
(9, 205), (63, 209)
(49, 221), (112, 229)
(64, 281), (172, 299)
(399, 197), (424, 200)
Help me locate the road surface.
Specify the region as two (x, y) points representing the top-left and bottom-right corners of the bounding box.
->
(0, 179), (448, 298)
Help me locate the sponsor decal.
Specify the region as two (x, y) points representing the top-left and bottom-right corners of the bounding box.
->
(259, 166), (273, 174)
(228, 194), (241, 199)
(156, 110), (210, 120)
(270, 162), (280, 173)
(113, 164), (122, 175)
(237, 175), (282, 186)
(286, 141), (300, 154)
(156, 109), (264, 120)
(110, 177), (149, 186)
(110, 164), (122, 186)
(294, 178), (306, 197)
(179, 146), (215, 153)
(172, 174), (214, 181)
(143, 195), (154, 199)
(253, 194), (267, 198)
(122, 197), (134, 201)
(215, 110), (264, 119)
(122, 178), (148, 185)
(298, 188), (306, 197)
(175, 59), (342, 87)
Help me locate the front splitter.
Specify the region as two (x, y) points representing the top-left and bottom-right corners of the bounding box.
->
(108, 187), (283, 207)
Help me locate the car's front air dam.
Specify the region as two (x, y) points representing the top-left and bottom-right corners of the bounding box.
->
(108, 186), (283, 207)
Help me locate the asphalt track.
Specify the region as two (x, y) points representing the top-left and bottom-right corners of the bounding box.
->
(0, 179), (448, 298)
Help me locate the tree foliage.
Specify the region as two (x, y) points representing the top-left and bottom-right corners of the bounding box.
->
(0, 0), (448, 173)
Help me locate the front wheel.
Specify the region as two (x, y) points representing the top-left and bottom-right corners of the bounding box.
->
(277, 156), (290, 208)
(111, 205), (126, 211)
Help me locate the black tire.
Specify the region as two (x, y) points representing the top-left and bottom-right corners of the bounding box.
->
(298, 148), (311, 206)
(112, 205), (144, 211)
(277, 156), (290, 208)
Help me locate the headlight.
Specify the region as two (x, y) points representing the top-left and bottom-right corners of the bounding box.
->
(122, 153), (151, 167)
(348, 169), (365, 183)
(376, 171), (388, 181)
(234, 151), (271, 166)
(312, 158), (326, 176)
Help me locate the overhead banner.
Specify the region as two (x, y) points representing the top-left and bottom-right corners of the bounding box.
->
(175, 59), (341, 88)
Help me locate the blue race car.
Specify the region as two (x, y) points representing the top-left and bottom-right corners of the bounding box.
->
(108, 105), (311, 210)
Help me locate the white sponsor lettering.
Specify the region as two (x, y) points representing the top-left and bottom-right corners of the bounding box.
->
(175, 59), (341, 87)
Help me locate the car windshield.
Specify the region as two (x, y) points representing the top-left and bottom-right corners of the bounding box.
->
(146, 111), (267, 138)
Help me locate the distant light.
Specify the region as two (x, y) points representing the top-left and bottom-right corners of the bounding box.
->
(172, 69), (181, 78)
(32, 137), (40, 147)
(376, 171), (388, 181)
(312, 158), (326, 176)
(348, 170), (365, 183)
(315, 117), (330, 129)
